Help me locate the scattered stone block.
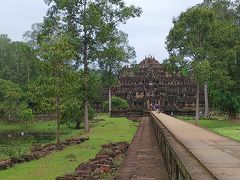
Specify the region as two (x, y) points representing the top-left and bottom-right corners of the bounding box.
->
(57, 142), (129, 179)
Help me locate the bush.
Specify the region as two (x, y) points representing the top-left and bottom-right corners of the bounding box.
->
(18, 109), (33, 123)
(88, 106), (95, 121)
(2, 137), (28, 159)
(103, 96), (129, 112)
(62, 102), (95, 129)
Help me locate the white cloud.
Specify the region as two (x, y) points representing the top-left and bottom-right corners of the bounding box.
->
(120, 0), (203, 62)
(0, 0), (203, 62)
(0, 0), (48, 40)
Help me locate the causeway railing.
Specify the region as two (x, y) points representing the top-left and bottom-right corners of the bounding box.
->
(150, 112), (215, 180)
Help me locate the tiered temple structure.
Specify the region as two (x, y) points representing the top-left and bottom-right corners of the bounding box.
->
(112, 56), (203, 113)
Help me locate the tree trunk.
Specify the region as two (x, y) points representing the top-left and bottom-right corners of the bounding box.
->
(27, 60), (30, 83)
(109, 87), (112, 116)
(56, 98), (61, 145)
(83, 43), (89, 133)
(195, 84), (200, 126)
(56, 114), (61, 145)
(83, 0), (89, 133)
(204, 82), (209, 118)
(16, 52), (19, 83)
(229, 112), (237, 120)
(76, 120), (80, 129)
(83, 100), (89, 132)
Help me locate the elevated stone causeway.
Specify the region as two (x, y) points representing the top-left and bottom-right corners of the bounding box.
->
(116, 117), (168, 180)
(151, 112), (240, 180)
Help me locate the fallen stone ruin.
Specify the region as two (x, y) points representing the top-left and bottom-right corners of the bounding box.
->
(56, 142), (129, 180)
(0, 136), (89, 170)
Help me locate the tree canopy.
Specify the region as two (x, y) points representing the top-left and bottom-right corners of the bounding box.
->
(39, 0), (141, 132)
(165, 0), (240, 119)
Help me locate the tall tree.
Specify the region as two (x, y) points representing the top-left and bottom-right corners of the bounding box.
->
(192, 60), (211, 124)
(23, 23), (43, 51)
(0, 35), (36, 85)
(61, 70), (102, 129)
(30, 34), (76, 144)
(206, 0), (240, 119)
(97, 30), (136, 115)
(163, 55), (190, 76)
(166, 0), (240, 120)
(40, 0), (142, 132)
(166, 6), (215, 124)
(0, 79), (26, 121)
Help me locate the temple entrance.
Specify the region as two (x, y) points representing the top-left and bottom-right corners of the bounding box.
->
(147, 98), (161, 110)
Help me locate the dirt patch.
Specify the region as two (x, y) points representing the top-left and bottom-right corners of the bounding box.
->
(56, 142), (129, 180)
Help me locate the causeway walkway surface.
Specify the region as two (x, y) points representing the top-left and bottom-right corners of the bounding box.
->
(116, 117), (168, 180)
(152, 112), (240, 180)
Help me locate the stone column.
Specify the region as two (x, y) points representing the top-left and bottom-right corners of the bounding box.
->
(147, 99), (150, 109)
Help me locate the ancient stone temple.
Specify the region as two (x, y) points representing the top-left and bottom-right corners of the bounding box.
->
(112, 56), (203, 113)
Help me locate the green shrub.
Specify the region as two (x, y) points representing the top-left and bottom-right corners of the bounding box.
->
(88, 106), (95, 120)
(2, 137), (28, 159)
(18, 109), (33, 123)
(62, 102), (95, 129)
(103, 96), (129, 112)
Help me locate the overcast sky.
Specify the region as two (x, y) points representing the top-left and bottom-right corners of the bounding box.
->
(0, 0), (202, 62)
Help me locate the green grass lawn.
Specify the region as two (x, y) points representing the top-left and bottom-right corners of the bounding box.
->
(0, 121), (84, 161)
(0, 115), (138, 180)
(0, 120), (82, 136)
(177, 116), (240, 142)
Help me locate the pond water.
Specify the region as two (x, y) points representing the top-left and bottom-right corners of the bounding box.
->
(0, 131), (58, 160)
(0, 131), (56, 145)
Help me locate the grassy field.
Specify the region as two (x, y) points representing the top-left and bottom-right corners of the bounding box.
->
(0, 121), (84, 161)
(177, 116), (240, 142)
(0, 120), (83, 136)
(0, 115), (138, 180)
